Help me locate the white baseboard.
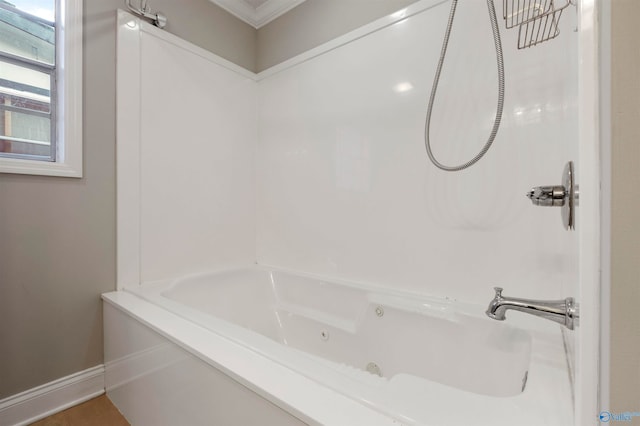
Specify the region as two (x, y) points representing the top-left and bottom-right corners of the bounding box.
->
(0, 365), (105, 426)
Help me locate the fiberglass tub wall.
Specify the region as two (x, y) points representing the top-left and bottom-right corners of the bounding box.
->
(255, 0), (579, 305)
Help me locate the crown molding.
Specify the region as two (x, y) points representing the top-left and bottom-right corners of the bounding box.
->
(209, 0), (307, 28)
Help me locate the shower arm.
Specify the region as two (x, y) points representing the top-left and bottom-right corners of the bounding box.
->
(125, 0), (167, 28)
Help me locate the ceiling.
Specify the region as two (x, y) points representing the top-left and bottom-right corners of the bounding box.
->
(209, 0), (307, 28)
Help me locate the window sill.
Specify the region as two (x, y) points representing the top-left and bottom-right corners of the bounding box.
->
(0, 156), (82, 178)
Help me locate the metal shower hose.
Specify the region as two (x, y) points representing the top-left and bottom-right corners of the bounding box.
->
(424, 0), (505, 171)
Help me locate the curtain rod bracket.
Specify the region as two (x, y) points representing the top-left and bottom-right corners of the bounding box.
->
(125, 0), (167, 29)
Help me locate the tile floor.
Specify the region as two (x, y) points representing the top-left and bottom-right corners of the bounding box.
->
(29, 395), (129, 426)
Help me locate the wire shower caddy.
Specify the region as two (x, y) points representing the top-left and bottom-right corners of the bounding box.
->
(503, 0), (575, 49)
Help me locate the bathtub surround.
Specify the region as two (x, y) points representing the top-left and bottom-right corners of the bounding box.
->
(256, 0), (578, 306)
(116, 16), (256, 286)
(112, 1), (582, 423)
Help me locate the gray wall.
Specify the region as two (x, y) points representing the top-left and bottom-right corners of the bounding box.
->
(0, 0), (255, 399)
(610, 0), (640, 413)
(256, 0), (418, 71)
(143, 0), (256, 71)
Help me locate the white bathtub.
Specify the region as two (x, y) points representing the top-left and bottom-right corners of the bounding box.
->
(103, 266), (573, 425)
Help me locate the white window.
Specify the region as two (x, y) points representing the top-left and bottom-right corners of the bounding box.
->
(0, 0), (82, 177)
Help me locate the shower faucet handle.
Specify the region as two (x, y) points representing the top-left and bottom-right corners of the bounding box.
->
(525, 161), (576, 231)
(526, 185), (566, 207)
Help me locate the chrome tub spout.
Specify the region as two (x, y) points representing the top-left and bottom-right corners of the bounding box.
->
(485, 287), (578, 330)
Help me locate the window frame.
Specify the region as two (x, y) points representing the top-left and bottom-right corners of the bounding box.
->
(0, 0), (82, 178)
